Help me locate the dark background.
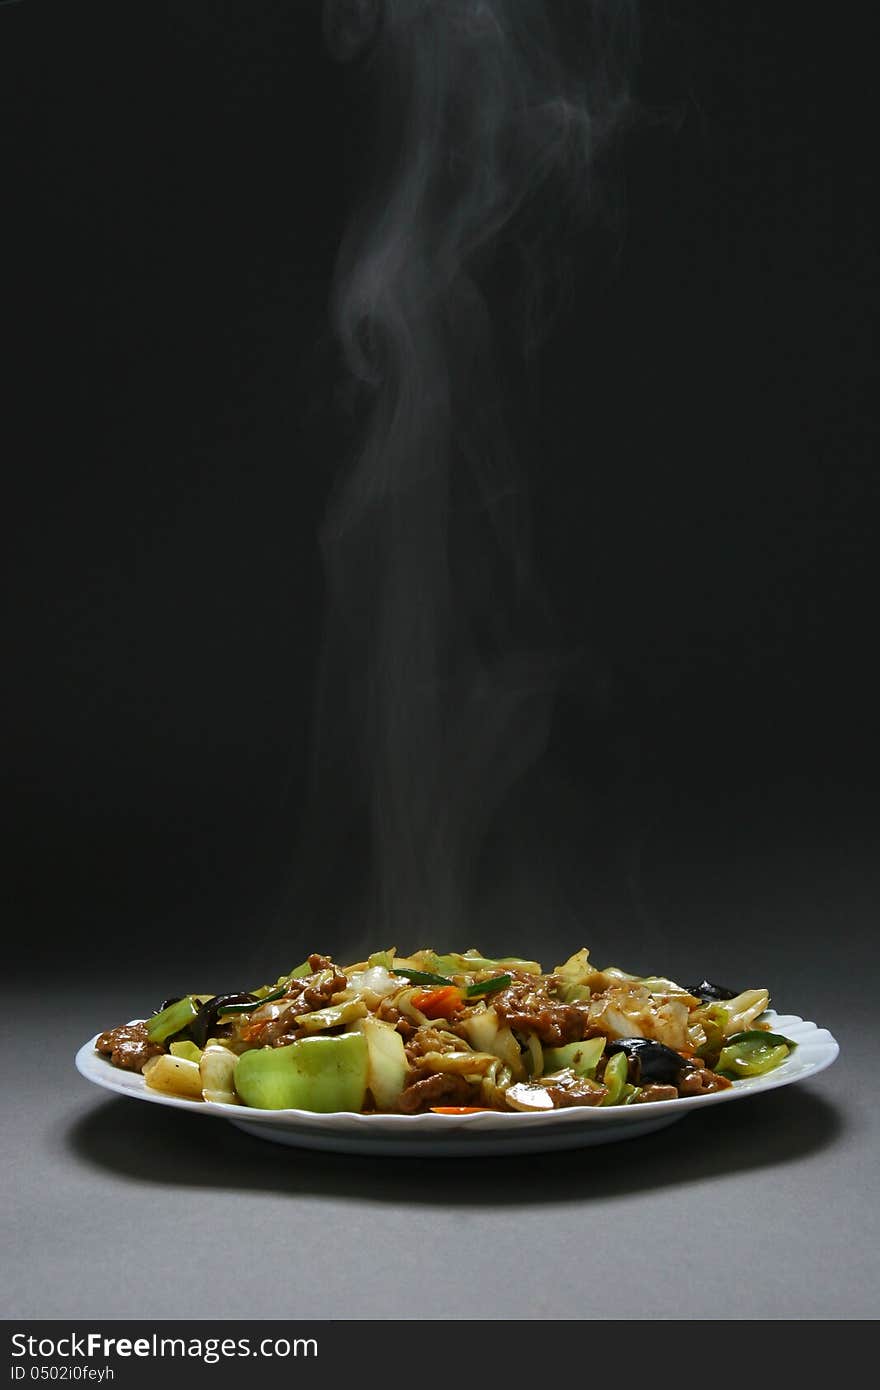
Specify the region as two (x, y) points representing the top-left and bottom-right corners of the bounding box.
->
(2, 1), (877, 985)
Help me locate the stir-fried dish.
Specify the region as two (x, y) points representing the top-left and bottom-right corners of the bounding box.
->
(94, 948), (796, 1114)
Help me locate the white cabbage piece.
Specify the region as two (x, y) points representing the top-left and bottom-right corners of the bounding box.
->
(416, 1050), (503, 1078)
(479, 1059), (514, 1109)
(345, 965), (406, 1001)
(356, 1015), (410, 1111)
(701, 989), (770, 1038)
(552, 948), (599, 1001)
(200, 1044), (239, 1105)
(635, 976), (701, 1002)
(456, 1008), (525, 1080)
(588, 984), (691, 1051)
(525, 1032), (543, 1077)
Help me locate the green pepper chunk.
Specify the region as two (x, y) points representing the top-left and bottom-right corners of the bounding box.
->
(287, 959), (314, 980)
(293, 999), (368, 1033)
(695, 1005), (729, 1064)
(145, 995), (199, 1044)
(367, 949), (396, 970)
(234, 1034), (369, 1112)
(716, 1030), (793, 1079)
(256, 960), (316, 996)
(600, 1050), (629, 1106)
(726, 1028), (793, 1048)
(263, 960), (315, 992)
(542, 1036), (605, 1078)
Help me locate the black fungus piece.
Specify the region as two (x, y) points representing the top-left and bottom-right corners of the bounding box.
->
(605, 1038), (694, 1085)
(684, 979), (739, 1003)
(189, 993), (258, 1048)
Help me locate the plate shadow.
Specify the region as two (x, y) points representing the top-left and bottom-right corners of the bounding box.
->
(64, 1086), (844, 1207)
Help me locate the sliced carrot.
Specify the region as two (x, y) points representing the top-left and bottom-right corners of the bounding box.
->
(430, 1106), (492, 1114)
(412, 985), (464, 1019)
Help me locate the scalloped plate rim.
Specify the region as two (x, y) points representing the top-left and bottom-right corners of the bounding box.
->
(74, 1010), (839, 1152)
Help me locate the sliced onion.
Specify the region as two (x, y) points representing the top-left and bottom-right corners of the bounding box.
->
(526, 1033), (543, 1077)
(248, 1000), (292, 1025)
(346, 966), (403, 1000)
(505, 1081), (555, 1112)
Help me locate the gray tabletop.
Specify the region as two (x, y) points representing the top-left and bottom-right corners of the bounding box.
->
(3, 943), (877, 1322)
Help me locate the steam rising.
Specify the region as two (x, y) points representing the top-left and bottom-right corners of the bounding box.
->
(308, 1), (633, 950)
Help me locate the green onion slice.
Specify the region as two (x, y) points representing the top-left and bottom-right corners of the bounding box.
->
(220, 986), (287, 1015)
(390, 968), (454, 987)
(465, 974), (512, 998)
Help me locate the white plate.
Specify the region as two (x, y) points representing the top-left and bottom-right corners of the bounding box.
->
(75, 1012), (839, 1156)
